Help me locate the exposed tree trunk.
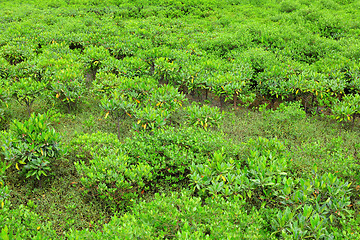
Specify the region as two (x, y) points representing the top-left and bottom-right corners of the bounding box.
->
(352, 114), (356, 129)
(150, 62), (155, 75)
(311, 93), (315, 106)
(233, 92), (237, 108)
(26, 100), (34, 118)
(27, 104), (31, 118)
(220, 95), (224, 109)
(271, 98), (275, 109)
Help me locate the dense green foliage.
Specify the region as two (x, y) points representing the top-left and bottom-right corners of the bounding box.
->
(1, 0), (360, 238)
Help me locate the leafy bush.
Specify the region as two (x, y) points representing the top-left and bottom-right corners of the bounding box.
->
(75, 151), (153, 210)
(273, 167), (353, 239)
(133, 106), (169, 131)
(71, 127), (239, 210)
(149, 84), (186, 112)
(51, 66), (86, 113)
(190, 137), (289, 199)
(92, 72), (121, 97)
(209, 66), (253, 108)
(279, 0), (300, 13)
(0, 57), (11, 79)
(270, 101), (307, 123)
(331, 94), (360, 127)
(115, 76), (156, 102)
(100, 91), (136, 139)
(70, 131), (152, 209)
(1, 114), (62, 183)
(11, 78), (47, 117)
(186, 103), (224, 130)
(1, 43), (35, 66)
(153, 57), (181, 84)
(124, 126), (240, 189)
(67, 191), (267, 239)
(82, 45), (111, 73)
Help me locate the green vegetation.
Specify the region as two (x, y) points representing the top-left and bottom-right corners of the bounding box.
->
(1, 0), (360, 238)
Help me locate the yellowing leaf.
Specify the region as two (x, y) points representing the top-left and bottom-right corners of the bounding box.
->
(143, 123), (147, 130)
(126, 112), (132, 117)
(37, 226), (40, 230)
(156, 102), (161, 107)
(1, 201), (3, 208)
(221, 175), (226, 182)
(316, 91), (318, 96)
(104, 111), (109, 119)
(296, 89), (299, 95)
(56, 93), (60, 98)
(135, 99), (140, 104)
(16, 163), (19, 170)
(137, 120), (141, 124)
(41, 148), (44, 156)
